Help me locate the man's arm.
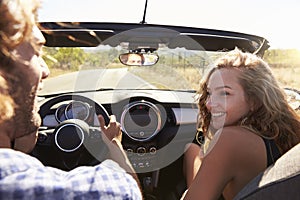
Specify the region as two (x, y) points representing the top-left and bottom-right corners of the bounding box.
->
(98, 115), (143, 193)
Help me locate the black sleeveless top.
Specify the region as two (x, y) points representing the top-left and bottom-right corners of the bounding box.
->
(262, 138), (282, 167)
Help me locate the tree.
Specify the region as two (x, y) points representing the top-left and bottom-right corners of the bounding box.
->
(54, 48), (86, 70)
(43, 47), (86, 70)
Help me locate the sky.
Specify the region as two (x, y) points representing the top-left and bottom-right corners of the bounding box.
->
(39, 0), (300, 50)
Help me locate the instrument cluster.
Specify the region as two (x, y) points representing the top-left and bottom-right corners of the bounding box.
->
(55, 101), (92, 123)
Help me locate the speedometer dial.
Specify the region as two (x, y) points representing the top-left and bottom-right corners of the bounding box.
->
(65, 101), (91, 121)
(121, 101), (162, 141)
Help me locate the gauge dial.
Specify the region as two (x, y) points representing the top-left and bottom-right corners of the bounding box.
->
(121, 101), (162, 141)
(65, 101), (90, 121)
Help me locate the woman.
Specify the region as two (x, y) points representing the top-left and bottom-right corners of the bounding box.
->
(183, 48), (300, 199)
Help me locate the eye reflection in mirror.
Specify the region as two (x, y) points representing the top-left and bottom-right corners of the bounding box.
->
(119, 53), (159, 66)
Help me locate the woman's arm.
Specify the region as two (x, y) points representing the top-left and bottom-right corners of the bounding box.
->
(183, 131), (234, 199)
(183, 127), (267, 200)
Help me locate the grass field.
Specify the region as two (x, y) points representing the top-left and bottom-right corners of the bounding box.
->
(271, 66), (300, 89)
(264, 49), (300, 90)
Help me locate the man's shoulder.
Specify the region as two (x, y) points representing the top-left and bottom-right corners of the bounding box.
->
(0, 148), (43, 172)
(0, 148), (32, 158)
(0, 148), (50, 191)
(0, 150), (142, 199)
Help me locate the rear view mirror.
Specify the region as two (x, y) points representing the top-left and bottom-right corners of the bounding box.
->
(119, 52), (159, 66)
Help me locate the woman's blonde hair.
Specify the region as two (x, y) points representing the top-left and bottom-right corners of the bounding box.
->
(197, 48), (300, 154)
(0, 0), (40, 122)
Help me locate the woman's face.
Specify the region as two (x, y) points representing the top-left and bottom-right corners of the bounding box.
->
(8, 25), (50, 152)
(206, 68), (250, 130)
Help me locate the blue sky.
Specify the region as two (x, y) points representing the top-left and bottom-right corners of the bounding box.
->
(39, 0), (300, 49)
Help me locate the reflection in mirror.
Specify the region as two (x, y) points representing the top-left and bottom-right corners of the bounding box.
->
(119, 53), (159, 66)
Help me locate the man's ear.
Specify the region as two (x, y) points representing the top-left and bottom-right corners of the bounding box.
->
(13, 131), (37, 153)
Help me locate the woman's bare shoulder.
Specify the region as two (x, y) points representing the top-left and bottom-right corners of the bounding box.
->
(218, 126), (261, 143)
(193, 126), (267, 200)
(206, 126), (264, 158)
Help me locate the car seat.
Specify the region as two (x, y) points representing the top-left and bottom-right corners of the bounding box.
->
(233, 143), (300, 200)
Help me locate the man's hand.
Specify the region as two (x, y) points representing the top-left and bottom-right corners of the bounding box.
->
(98, 115), (122, 142)
(97, 114), (127, 163)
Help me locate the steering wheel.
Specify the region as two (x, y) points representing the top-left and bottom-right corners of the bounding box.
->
(31, 94), (110, 171)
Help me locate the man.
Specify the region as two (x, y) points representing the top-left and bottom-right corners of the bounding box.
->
(124, 53), (144, 66)
(0, 0), (142, 199)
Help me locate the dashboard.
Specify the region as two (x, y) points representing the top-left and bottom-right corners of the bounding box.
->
(36, 90), (199, 173)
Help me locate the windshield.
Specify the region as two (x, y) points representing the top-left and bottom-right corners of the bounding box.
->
(41, 45), (224, 93)
(37, 24), (300, 114)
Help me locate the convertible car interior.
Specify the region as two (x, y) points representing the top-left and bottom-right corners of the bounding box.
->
(30, 22), (299, 200)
